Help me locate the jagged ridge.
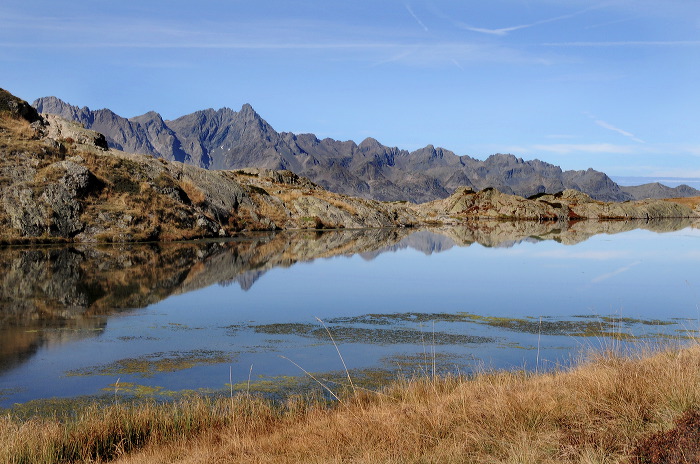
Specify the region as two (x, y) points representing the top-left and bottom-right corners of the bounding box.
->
(34, 96), (699, 203)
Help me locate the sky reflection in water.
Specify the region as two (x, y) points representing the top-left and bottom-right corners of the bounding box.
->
(0, 224), (698, 408)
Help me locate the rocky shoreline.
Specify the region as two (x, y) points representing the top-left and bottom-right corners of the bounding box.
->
(2, 89), (698, 245)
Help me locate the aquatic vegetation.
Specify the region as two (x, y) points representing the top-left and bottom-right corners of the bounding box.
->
(379, 351), (475, 377)
(232, 367), (419, 398)
(327, 312), (476, 325)
(65, 350), (233, 378)
(0, 388), (23, 403)
(116, 335), (159, 341)
(250, 322), (493, 345)
(327, 311), (683, 339)
(102, 382), (175, 397)
(148, 322), (205, 331)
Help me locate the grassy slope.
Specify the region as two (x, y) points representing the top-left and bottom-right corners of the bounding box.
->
(666, 196), (700, 211)
(2, 344), (699, 463)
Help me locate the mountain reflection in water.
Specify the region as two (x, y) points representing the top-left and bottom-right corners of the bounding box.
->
(0, 218), (697, 387)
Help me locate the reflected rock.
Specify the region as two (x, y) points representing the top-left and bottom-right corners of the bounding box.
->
(0, 219), (695, 374)
(430, 218), (696, 248)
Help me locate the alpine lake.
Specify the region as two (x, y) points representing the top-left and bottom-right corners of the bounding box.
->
(1, 219), (699, 412)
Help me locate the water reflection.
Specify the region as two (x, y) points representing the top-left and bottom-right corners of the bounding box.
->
(0, 219), (697, 390)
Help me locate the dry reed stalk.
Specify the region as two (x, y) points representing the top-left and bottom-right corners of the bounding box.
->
(315, 316), (356, 395)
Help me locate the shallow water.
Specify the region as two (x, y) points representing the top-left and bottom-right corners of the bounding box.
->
(1, 221), (699, 408)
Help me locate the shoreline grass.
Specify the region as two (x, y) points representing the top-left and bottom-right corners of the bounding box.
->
(2, 343), (699, 463)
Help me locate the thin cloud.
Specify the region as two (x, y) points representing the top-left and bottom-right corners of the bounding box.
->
(405, 4), (429, 32)
(592, 261), (642, 283)
(594, 120), (645, 143)
(456, 7), (595, 36)
(586, 113), (645, 143)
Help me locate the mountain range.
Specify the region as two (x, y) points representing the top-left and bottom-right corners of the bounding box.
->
(33, 97), (699, 203)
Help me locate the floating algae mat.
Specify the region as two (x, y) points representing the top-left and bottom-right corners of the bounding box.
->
(66, 350), (234, 378)
(1, 226), (699, 408)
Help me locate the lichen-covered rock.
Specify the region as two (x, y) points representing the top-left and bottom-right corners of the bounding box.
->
(41, 114), (108, 151)
(418, 186), (696, 223)
(419, 187), (563, 221)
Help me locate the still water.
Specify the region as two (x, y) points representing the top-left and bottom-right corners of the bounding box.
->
(1, 220), (699, 408)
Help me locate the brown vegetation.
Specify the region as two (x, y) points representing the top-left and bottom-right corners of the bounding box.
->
(630, 408), (700, 464)
(666, 196), (700, 210)
(1, 344), (699, 463)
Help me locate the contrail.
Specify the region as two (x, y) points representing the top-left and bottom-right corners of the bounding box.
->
(405, 4), (429, 32)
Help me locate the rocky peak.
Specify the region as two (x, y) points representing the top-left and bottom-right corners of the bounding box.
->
(129, 111), (164, 124)
(33, 96), (90, 124)
(485, 153), (523, 166)
(239, 103), (257, 118)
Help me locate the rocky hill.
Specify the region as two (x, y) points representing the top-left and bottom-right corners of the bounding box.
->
(1, 89), (697, 245)
(34, 96), (699, 203)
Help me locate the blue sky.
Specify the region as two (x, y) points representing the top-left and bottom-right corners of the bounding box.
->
(2, 0), (699, 178)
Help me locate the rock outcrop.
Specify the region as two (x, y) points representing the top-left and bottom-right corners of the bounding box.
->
(416, 187), (696, 224)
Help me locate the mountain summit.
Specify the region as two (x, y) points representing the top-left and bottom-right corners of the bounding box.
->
(33, 97), (699, 203)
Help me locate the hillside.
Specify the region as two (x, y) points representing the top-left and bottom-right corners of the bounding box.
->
(1, 89), (697, 245)
(34, 96), (699, 204)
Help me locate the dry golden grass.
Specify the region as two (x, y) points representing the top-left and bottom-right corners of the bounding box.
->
(0, 114), (39, 148)
(665, 196), (700, 209)
(2, 343), (699, 464)
(248, 193), (289, 228)
(179, 179), (206, 206)
(320, 193), (360, 216)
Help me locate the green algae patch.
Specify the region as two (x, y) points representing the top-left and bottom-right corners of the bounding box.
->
(65, 350), (234, 378)
(499, 341), (535, 350)
(379, 352), (475, 377)
(323, 311), (683, 340)
(327, 312), (476, 325)
(231, 368), (414, 398)
(251, 322), (493, 345)
(0, 387), (24, 403)
(252, 323), (317, 335)
(457, 313), (673, 338)
(597, 316), (675, 326)
(102, 381), (182, 397)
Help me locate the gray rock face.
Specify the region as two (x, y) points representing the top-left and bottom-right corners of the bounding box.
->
(3, 159), (95, 238)
(42, 114), (108, 151)
(34, 96), (687, 204)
